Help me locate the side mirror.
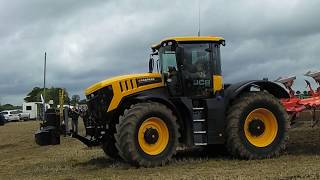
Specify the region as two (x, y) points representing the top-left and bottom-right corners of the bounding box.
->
(149, 57), (154, 73)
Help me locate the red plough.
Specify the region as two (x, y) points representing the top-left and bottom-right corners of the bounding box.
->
(276, 71), (320, 126)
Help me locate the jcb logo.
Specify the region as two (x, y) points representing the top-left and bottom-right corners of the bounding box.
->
(193, 79), (211, 87)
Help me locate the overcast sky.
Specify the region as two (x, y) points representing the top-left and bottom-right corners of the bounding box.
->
(1, 0), (320, 105)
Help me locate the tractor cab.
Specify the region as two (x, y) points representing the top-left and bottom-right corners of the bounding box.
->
(150, 36), (225, 98)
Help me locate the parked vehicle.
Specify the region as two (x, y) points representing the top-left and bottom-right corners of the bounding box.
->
(17, 110), (30, 121)
(0, 113), (5, 125)
(22, 102), (46, 120)
(1, 110), (20, 121)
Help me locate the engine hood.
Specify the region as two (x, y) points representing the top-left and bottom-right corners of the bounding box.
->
(85, 73), (163, 96)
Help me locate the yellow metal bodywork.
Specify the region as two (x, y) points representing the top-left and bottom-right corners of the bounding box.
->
(213, 75), (223, 93)
(85, 73), (164, 112)
(244, 108), (278, 147)
(138, 117), (169, 155)
(152, 36), (225, 49)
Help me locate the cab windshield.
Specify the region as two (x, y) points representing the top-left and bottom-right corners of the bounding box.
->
(159, 45), (177, 73)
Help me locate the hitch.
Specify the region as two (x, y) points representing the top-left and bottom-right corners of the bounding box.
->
(71, 134), (100, 147)
(34, 108), (101, 147)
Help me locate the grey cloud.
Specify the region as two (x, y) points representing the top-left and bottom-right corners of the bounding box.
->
(1, 0), (320, 105)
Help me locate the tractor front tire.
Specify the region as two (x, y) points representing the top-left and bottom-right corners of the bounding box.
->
(226, 91), (289, 159)
(115, 102), (180, 167)
(102, 135), (119, 159)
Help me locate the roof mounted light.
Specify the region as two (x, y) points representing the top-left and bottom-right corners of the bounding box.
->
(220, 40), (226, 46)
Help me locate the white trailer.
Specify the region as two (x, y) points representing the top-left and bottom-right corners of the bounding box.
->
(22, 102), (48, 120)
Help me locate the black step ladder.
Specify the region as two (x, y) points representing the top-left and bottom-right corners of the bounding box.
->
(192, 107), (208, 145)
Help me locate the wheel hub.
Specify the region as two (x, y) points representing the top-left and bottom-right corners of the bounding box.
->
(138, 117), (169, 155)
(144, 127), (159, 144)
(248, 119), (265, 136)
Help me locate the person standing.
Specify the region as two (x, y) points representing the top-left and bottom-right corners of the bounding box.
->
(63, 107), (70, 135)
(71, 107), (79, 135)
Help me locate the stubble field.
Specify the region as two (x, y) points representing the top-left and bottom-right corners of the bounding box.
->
(0, 118), (319, 180)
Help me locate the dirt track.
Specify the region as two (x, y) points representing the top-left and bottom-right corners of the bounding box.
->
(0, 121), (319, 180)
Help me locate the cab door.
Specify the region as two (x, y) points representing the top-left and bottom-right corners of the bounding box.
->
(179, 43), (214, 97)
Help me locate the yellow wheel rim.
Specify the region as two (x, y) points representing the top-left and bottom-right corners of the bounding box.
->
(244, 108), (278, 147)
(138, 117), (169, 155)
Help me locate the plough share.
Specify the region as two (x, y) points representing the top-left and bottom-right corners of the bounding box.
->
(276, 71), (320, 126)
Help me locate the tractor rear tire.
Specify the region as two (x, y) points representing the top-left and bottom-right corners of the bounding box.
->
(115, 102), (180, 167)
(102, 135), (119, 159)
(226, 91), (289, 159)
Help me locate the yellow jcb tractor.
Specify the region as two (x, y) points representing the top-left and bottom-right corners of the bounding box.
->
(80, 36), (289, 167)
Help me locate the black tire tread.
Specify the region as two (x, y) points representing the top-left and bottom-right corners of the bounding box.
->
(102, 137), (120, 159)
(226, 91), (290, 159)
(114, 102), (180, 167)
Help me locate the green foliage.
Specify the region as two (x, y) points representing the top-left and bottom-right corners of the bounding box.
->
(24, 87), (70, 107)
(24, 87), (42, 102)
(70, 94), (80, 106)
(0, 104), (21, 111)
(78, 99), (87, 105)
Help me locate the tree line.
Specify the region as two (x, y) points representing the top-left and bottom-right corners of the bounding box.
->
(1, 87), (85, 111)
(24, 87), (85, 107)
(0, 104), (22, 112)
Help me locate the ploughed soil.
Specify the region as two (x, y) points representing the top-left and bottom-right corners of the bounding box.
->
(0, 116), (319, 180)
